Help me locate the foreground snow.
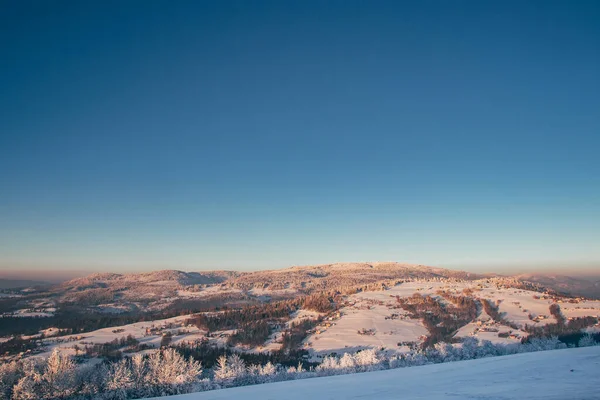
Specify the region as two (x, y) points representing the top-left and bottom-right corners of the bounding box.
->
(152, 346), (600, 400)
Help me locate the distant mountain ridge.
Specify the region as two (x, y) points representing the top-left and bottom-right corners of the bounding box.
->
(48, 262), (600, 299)
(222, 262), (486, 292)
(60, 269), (236, 289)
(30, 263), (488, 311)
(9, 263), (598, 313)
(0, 278), (50, 289)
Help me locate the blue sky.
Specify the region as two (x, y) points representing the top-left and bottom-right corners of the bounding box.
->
(1, 1), (599, 275)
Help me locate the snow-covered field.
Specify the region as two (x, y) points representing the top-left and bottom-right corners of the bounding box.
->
(0, 293), (21, 298)
(151, 346), (600, 400)
(307, 299), (427, 356)
(35, 314), (204, 358)
(307, 281), (453, 356)
(304, 281), (600, 358)
(176, 287), (243, 298)
(2, 309), (55, 317)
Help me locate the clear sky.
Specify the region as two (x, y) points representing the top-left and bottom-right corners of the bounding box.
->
(1, 1), (599, 276)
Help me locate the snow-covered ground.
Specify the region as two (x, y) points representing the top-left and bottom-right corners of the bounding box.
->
(307, 300), (427, 356)
(255, 309), (322, 353)
(9, 278), (600, 363)
(2, 309), (55, 317)
(0, 293), (21, 298)
(305, 281), (449, 357)
(304, 281), (600, 357)
(35, 314), (204, 358)
(176, 287), (243, 298)
(151, 346), (600, 400)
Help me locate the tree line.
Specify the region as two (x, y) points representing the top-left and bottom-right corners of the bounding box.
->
(186, 294), (332, 348)
(524, 303), (598, 340)
(396, 293), (480, 348)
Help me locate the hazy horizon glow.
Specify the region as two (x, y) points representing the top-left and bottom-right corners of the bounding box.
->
(1, 260), (600, 283)
(1, 1), (599, 275)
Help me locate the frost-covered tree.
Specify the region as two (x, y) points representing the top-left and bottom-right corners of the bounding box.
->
(146, 348), (203, 396)
(214, 354), (246, 386)
(41, 349), (76, 399)
(213, 355), (229, 383)
(353, 349), (383, 371)
(105, 359), (134, 399)
(339, 353), (356, 371)
(129, 353), (148, 397)
(246, 362), (274, 385)
(228, 354), (246, 380)
(578, 334), (598, 347)
(11, 375), (39, 400)
(459, 337), (480, 360)
(316, 355), (339, 376)
(316, 349), (383, 376)
(259, 362), (277, 381)
(523, 336), (566, 353)
(11, 360), (42, 400)
(476, 339), (502, 358)
(7, 350), (77, 400)
(74, 364), (103, 399)
(434, 342), (460, 362)
(0, 360), (24, 400)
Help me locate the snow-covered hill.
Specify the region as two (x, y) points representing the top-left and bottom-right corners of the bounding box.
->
(6, 263), (598, 322)
(153, 346), (600, 400)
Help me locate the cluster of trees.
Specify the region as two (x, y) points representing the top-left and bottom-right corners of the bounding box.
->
(437, 291), (479, 314)
(482, 278), (554, 295)
(481, 299), (520, 330)
(63, 288), (115, 307)
(0, 308), (166, 338)
(280, 319), (319, 352)
(226, 321), (271, 347)
(301, 294), (334, 313)
(0, 317), (60, 338)
(0, 293), (259, 338)
(80, 335), (149, 361)
(396, 294), (480, 348)
(187, 295), (332, 348)
(187, 301), (295, 332)
(554, 331), (600, 347)
(226, 263), (481, 293)
(0, 296), (25, 314)
(0, 348), (202, 400)
(165, 295), (257, 315)
(172, 342), (315, 369)
(159, 332), (172, 348)
(549, 303), (566, 325)
(524, 304), (598, 339)
(2, 335), (597, 400)
(0, 336), (38, 357)
(2, 293), (334, 360)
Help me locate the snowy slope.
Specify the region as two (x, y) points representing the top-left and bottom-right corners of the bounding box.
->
(151, 346), (600, 400)
(305, 281), (600, 357)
